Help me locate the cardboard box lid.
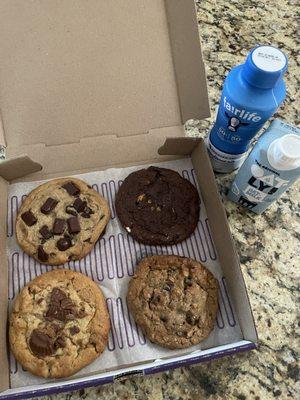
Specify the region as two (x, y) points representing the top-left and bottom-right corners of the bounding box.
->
(0, 0), (209, 157)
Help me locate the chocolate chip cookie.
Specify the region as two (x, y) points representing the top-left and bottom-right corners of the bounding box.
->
(16, 177), (110, 265)
(115, 166), (200, 245)
(127, 255), (218, 349)
(9, 269), (110, 378)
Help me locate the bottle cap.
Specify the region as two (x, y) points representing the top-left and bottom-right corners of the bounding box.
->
(268, 134), (300, 170)
(242, 45), (288, 89)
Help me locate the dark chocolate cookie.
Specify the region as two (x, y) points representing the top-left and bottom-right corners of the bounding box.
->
(9, 269), (110, 378)
(127, 255), (218, 349)
(16, 177), (110, 265)
(115, 166), (200, 245)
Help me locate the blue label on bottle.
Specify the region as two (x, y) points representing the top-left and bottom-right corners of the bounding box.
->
(211, 93), (270, 151)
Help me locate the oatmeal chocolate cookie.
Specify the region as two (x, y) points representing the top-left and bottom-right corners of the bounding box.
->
(127, 255), (218, 349)
(9, 269), (110, 378)
(16, 177), (110, 265)
(115, 166), (200, 245)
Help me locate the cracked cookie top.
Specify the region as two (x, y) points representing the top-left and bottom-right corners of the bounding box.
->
(127, 255), (218, 349)
(16, 177), (110, 265)
(9, 269), (110, 378)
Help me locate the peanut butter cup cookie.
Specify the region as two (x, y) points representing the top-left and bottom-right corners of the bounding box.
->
(127, 255), (218, 349)
(9, 269), (110, 378)
(16, 177), (110, 265)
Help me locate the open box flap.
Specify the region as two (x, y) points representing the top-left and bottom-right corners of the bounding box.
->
(0, 0), (209, 153)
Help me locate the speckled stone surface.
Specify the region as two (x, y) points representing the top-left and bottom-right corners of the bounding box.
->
(2, 0), (299, 399)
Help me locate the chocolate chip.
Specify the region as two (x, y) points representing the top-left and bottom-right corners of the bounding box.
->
(69, 326), (80, 335)
(57, 237), (72, 251)
(51, 324), (61, 334)
(184, 277), (193, 288)
(163, 281), (174, 291)
(38, 245), (49, 262)
(39, 225), (53, 240)
(62, 182), (80, 196)
(73, 198), (87, 213)
(54, 336), (65, 349)
(65, 205), (77, 216)
(37, 298), (43, 304)
(40, 197), (58, 214)
(53, 218), (66, 235)
(67, 216), (81, 234)
(21, 210), (37, 226)
(81, 206), (94, 218)
(81, 212), (91, 219)
(29, 330), (53, 357)
(186, 311), (198, 326)
(151, 293), (161, 305)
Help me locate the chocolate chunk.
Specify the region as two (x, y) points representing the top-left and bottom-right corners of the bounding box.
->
(39, 225), (53, 240)
(21, 210), (37, 226)
(77, 309), (86, 318)
(67, 216), (81, 234)
(46, 288), (77, 322)
(81, 212), (91, 219)
(54, 336), (65, 349)
(65, 205), (77, 216)
(38, 245), (49, 262)
(62, 182), (80, 196)
(53, 218), (66, 235)
(69, 326), (80, 335)
(29, 329), (53, 357)
(41, 197), (58, 214)
(57, 237), (72, 251)
(73, 198), (87, 213)
(51, 288), (66, 302)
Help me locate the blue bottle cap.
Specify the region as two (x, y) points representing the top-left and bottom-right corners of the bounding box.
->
(242, 45), (288, 89)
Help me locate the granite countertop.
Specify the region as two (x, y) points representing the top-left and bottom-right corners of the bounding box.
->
(2, 0), (298, 399)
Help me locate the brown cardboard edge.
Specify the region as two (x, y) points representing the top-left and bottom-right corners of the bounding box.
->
(0, 156), (42, 182)
(0, 177), (9, 392)
(165, 0), (210, 122)
(191, 140), (258, 343)
(0, 113), (6, 147)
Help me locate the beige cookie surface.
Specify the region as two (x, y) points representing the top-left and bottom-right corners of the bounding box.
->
(127, 255), (218, 349)
(16, 177), (110, 265)
(9, 269), (110, 378)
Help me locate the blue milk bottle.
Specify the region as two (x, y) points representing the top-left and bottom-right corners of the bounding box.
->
(207, 45), (288, 173)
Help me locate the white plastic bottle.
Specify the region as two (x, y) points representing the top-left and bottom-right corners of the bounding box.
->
(227, 120), (300, 214)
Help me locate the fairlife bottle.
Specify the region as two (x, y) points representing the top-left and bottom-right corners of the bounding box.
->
(227, 120), (300, 214)
(207, 45), (288, 173)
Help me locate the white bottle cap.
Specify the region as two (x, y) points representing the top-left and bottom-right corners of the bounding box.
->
(267, 134), (300, 171)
